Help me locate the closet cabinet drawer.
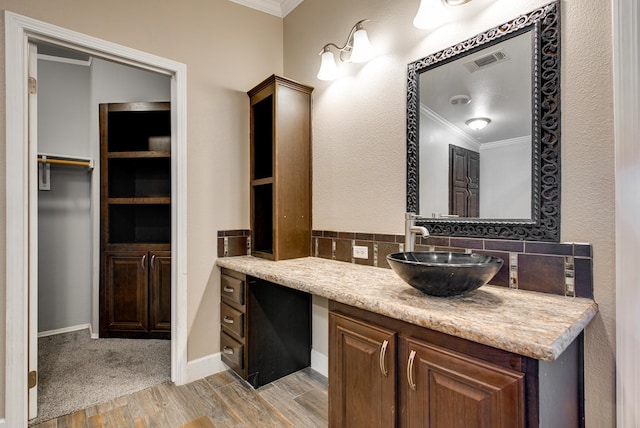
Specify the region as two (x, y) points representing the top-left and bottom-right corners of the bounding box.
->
(221, 303), (244, 339)
(221, 331), (244, 371)
(221, 274), (245, 307)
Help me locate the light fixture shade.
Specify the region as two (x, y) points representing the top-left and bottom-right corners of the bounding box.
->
(349, 29), (375, 63)
(465, 117), (491, 131)
(317, 50), (339, 81)
(413, 0), (447, 30)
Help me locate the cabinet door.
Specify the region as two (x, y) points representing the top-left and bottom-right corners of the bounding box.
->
(101, 251), (149, 337)
(149, 251), (171, 337)
(329, 312), (396, 428)
(399, 337), (524, 428)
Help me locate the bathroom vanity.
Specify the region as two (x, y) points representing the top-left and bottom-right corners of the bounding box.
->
(216, 255), (597, 427)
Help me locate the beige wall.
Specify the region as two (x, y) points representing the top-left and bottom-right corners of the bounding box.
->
(0, 0), (283, 416)
(284, 0), (615, 426)
(0, 0), (617, 425)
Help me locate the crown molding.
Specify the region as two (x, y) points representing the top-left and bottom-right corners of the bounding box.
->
(228, 0), (304, 17)
(420, 103), (480, 150)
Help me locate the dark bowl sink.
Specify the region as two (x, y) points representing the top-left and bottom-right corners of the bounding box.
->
(387, 252), (503, 297)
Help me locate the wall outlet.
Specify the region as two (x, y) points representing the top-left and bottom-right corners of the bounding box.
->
(353, 245), (369, 259)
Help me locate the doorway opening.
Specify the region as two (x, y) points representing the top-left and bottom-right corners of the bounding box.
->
(5, 11), (188, 427)
(31, 42), (172, 423)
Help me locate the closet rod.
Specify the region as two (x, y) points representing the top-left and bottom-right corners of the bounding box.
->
(37, 158), (91, 168)
(37, 154), (94, 170)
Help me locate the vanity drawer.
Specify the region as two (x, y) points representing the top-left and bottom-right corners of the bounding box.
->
(221, 303), (245, 339)
(221, 273), (245, 306)
(221, 331), (244, 370)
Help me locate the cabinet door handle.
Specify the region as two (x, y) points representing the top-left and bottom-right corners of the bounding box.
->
(379, 340), (389, 376)
(141, 254), (146, 270)
(223, 286), (234, 293)
(223, 316), (234, 324)
(151, 254), (156, 269)
(223, 346), (234, 355)
(407, 350), (417, 390)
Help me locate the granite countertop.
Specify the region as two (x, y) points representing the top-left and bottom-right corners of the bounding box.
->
(215, 256), (598, 362)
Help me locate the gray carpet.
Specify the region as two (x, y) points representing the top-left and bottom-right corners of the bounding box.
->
(31, 328), (170, 425)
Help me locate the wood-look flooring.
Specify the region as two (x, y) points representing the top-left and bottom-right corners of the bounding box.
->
(31, 368), (328, 428)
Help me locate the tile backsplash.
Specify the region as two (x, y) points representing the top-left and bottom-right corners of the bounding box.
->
(217, 229), (593, 299)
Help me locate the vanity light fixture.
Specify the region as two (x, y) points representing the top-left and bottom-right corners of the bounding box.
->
(413, 0), (473, 30)
(465, 117), (491, 131)
(316, 19), (375, 81)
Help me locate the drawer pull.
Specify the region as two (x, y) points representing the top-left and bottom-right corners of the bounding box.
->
(223, 286), (234, 293)
(379, 340), (389, 376)
(223, 316), (234, 324)
(407, 350), (417, 390)
(141, 254), (146, 270)
(223, 346), (234, 355)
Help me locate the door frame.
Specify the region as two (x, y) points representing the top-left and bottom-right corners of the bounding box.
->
(613, 0), (640, 425)
(5, 11), (188, 426)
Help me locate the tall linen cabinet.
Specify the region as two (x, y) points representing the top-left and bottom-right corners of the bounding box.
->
(99, 102), (172, 339)
(248, 75), (313, 260)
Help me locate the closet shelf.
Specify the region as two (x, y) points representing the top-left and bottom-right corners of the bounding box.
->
(108, 151), (171, 158)
(251, 177), (274, 186)
(107, 197), (171, 205)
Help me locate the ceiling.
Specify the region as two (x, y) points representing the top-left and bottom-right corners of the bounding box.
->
(228, 0), (305, 17)
(420, 31), (532, 145)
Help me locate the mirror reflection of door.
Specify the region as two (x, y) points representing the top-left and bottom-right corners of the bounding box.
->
(449, 145), (479, 217)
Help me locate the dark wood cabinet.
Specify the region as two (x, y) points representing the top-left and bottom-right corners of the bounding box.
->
(248, 75), (313, 261)
(329, 301), (583, 428)
(102, 250), (171, 338)
(329, 312), (396, 428)
(220, 268), (311, 388)
(149, 250), (172, 334)
(449, 144), (480, 217)
(399, 337), (524, 428)
(99, 102), (171, 339)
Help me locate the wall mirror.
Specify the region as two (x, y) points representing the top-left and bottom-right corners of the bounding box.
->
(407, 1), (560, 241)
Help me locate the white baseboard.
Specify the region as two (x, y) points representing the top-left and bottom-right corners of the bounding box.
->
(37, 323), (94, 338)
(186, 353), (227, 383)
(311, 349), (328, 378)
(186, 350), (328, 385)
(0, 418), (5, 426)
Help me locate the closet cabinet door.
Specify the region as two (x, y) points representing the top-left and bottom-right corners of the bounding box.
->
(149, 251), (171, 336)
(101, 251), (149, 337)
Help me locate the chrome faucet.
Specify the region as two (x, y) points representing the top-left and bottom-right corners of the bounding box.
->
(404, 213), (429, 252)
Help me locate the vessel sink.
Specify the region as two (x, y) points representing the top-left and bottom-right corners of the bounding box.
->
(387, 252), (503, 297)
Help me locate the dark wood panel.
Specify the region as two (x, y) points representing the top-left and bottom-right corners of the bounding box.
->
(399, 337), (524, 428)
(220, 302), (244, 340)
(246, 278), (311, 388)
(221, 332), (245, 373)
(449, 145), (480, 217)
(329, 312), (396, 428)
(149, 251), (171, 337)
(220, 269), (245, 309)
(101, 251), (149, 337)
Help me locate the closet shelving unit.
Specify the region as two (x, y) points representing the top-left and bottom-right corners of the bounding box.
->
(99, 101), (171, 339)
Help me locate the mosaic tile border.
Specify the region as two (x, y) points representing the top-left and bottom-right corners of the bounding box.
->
(217, 229), (593, 299)
(312, 230), (593, 299)
(217, 229), (250, 257)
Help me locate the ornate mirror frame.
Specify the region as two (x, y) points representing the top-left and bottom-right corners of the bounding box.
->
(407, 1), (560, 241)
